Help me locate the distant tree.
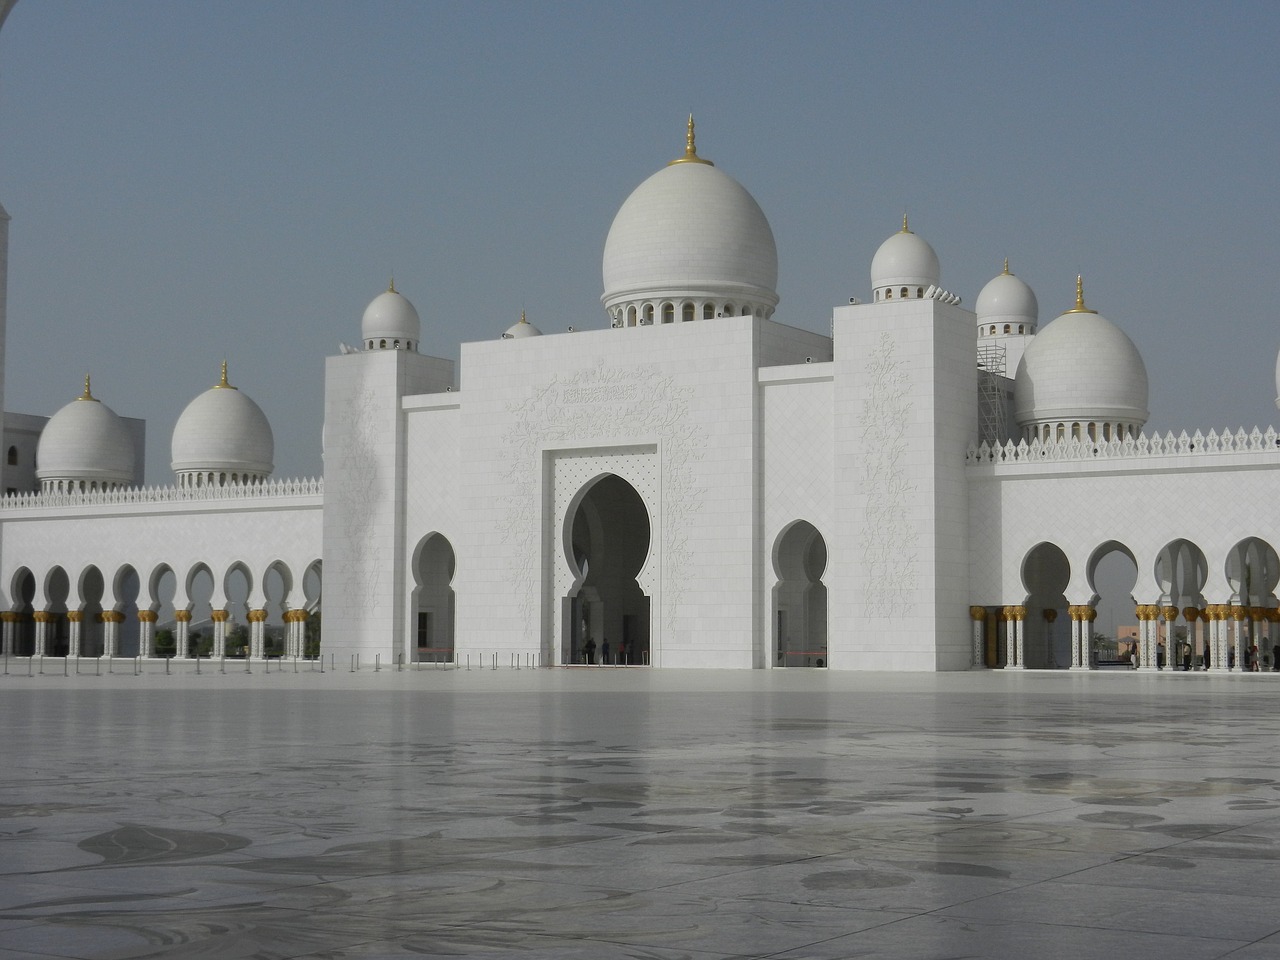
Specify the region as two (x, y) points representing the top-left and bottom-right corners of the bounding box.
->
(227, 624), (249, 657)
(189, 630), (213, 658)
(303, 612), (321, 659)
(155, 628), (176, 657)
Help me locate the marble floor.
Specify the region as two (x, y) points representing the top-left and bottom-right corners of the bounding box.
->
(1, 664), (1279, 959)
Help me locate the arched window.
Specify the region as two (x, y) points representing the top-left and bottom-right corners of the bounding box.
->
(724, 303), (735, 316)
(682, 302), (694, 322)
(1087, 423), (1097, 441)
(703, 303), (714, 320)
(1004, 324), (1011, 334)
(6, 446), (16, 466)
(379, 339), (386, 348)
(917, 287), (924, 298)
(741, 305), (751, 316)
(885, 289), (893, 300)
(643, 304), (654, 324)
(1056, 423), (1065, 442)
(1018, 325), (1024, 334)
(1042, 424), (1051, 442)
(1103, 423), (1112, 441)
(627, 306), (637, 327)
(901, 287), (909, 299)
(662, 303), (674, 324)
(1071, 422), (1081, 439)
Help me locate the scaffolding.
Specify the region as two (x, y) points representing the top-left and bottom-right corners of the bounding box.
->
(976, 343), (1008, 445)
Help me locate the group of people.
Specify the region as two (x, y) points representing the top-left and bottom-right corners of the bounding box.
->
(580, 637), (632, 665)
(1130, 640), (1280, 671)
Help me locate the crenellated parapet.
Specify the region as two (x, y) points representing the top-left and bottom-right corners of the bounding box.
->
(0, 476), (323, 510)
(967, 427), (1280, 467)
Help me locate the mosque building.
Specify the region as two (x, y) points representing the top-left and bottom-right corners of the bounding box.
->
(1, 119), (1278, 673)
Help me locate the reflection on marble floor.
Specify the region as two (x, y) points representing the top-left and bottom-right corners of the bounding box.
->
(1, 667), (1279, 959)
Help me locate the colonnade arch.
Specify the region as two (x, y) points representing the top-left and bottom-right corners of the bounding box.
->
(983, 536), (1280, 672)
(1, 558), (323, 660)
(772, 520), (828, 667)
(1020, 542), (1069, 668)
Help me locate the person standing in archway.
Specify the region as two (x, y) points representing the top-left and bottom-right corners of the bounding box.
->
(584, 637), (596, 665)
(601, 638), (611, 665)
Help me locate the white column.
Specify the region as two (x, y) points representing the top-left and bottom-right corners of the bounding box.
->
(173, 611), (190, 658)
(212, 611), (228, 658)
(67, 612), (83, 658)
(102, 612), (119, 658)
(137, 611), (157, 657)
(33, 613), (51, 656)
(970, 607), (985, 668)
(249, 610), (267, 659)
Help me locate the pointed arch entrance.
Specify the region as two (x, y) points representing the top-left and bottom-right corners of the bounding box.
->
(562, 474), (651, 665)
(773, 520), (828, 667)
(413, 534), (455, 663)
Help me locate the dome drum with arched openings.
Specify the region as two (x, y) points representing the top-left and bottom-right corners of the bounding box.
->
(601, 118), (779, 326)
(36, 376), (136, 494)
(171, 362), (274, 487)
(870, 217), (941, 302)
(361, 280), (420, 351)
(976, 260), (1039, 335)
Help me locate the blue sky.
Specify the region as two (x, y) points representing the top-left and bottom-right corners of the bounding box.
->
(1, 1), (1278, 481)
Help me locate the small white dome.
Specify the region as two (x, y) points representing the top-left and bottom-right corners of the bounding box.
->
(871, 218), (940, 295)
(362, 282), (420, 348)
(36, 378), (135, 490)
(171, 363), (274, 482)
(503, 312), (542, 339)
(602, 119), (778, 322)
(1014, 279), (1148, 433)
(976, 261), (1038, 327)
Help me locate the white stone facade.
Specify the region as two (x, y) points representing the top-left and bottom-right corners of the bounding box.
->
(3, 125), (1280, 672)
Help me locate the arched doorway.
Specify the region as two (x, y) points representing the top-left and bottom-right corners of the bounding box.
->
(413, 534), (455, 663)
(11, 568), (35, 656)
(1021, 543), (1069, 668)
(1088, 541), (1140, 666)
(772, 520), (828, 667)
(563, 474), (650, 666)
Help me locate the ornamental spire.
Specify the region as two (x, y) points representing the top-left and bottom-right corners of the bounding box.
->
(901, 213), (911, 234)
(667, 114), (714, 166)
(388, 276), (396, 294)
(1003, 258), (1010, 275)
(79, 374), (95, 401)
(1064, 274), (1097, 315)
(215, 359), (238, 390)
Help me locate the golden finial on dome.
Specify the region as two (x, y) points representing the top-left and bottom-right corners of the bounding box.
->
(667, 114), (714, 166)
(519, 309), (528, 325)
(1064, 274), (1097, 314)
(1003, 258), (1010, 275)
(388, 276), (397, 294)
(901, 213), (911, 234)
(78, 374), (95, 401)
(214, 359), (238, 390)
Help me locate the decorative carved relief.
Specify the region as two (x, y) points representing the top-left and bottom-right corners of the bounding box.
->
(859, 334), (918, 616)
(498, 360), (704, 634)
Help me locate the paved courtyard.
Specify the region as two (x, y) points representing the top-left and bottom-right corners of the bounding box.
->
(1, 663), (1279, 959)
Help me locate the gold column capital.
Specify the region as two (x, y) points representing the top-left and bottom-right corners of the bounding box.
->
(173, 610), (192, 623)
(210, 609), (230, 623)
(247, 609), (268, 623)
(969, 606), (987, 621)
(66, 611), (83, 623)
(32, 611), (57, 623)
(1162, 605), (1180, 622)
(0, 611), (20, 623)
(137, 610), (159, 623)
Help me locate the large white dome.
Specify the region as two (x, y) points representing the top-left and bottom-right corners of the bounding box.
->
(601, 120), (778, 323)
(36, 378), (136, 491)
(171, 363), (274, 483)
(976, 262), (1038, 328)
(1014, 279), (1148, 436)
(362, 283), (420, 350)
(870, 218), (940, 298)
